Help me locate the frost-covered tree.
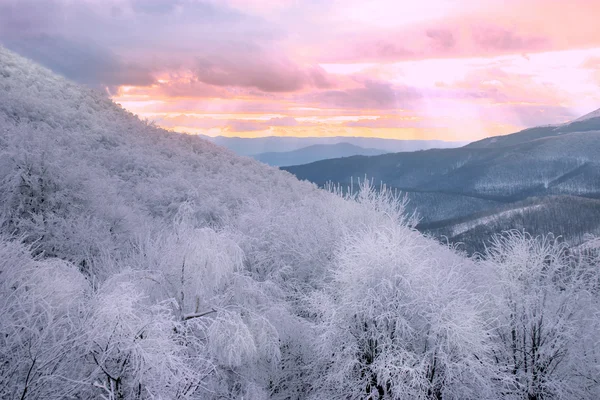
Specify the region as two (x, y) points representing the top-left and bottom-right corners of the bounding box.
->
(484, 231), (600, 399)
(0, 240), (89, 399)
(307, 188), (495, 399)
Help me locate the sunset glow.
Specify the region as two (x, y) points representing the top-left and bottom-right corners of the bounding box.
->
(3, 0), (600, 141)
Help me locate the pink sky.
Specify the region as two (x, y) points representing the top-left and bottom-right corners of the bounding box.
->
(3, 0), (600, 141)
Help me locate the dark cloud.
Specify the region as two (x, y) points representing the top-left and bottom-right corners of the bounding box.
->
(0, 0), (63, 35)
(130, 0), (182, 15)
(473, 27), (547, 52)
(303, 80), (421, 110)
(426, 28), (456, 50)
(1, 35), (155, 87)
(360, 41), (414, 62)
(195, 55), (304, 92)
(0, 0), (283, 87)
(156, 78), (233, 98)
(193, 45), (334, 92)
(307, 65), (334, 89)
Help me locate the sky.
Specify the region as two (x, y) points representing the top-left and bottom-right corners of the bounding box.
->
(1, 0), (600, 141)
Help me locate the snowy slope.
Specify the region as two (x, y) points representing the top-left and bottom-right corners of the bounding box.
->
(0, 46), (489, 399)
(0, 45), (328, 264)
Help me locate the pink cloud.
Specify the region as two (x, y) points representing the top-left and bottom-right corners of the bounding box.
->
(154, 114), (308, 132)
(582, 57), (600, 86)
(314, 0), (600, 64)
(24, 0), (594, 141)
(156, 115), (228, 129)
(193, 45), (334, 92)
(321, 24), (553, 63)
(122, 99), (289, 114)
(582, 57), (600, 69)
(225, 120), (267, 132)
(437, 66), (568, 105)
(267, 116), (299, 126)
(344, 116), (423, 128)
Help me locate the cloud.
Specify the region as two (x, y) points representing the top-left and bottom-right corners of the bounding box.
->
(320, 23), (556, 63)
(155, 115), (227, 129)
(267, 116), (299, 126)
(472, 26), (547, 52)
(436, 66), (568, 105)
(154, 115), (266, 132)
(581, 57), (600, 86)
(129, 0), (182, 15)
(0, 0), (336, 92)
(225, 117), (310, 132)
(344, 116), (422, 128)
(155, 114), (305, 132)
(0, 0), (284, 87)
(426, 28), (456, 50)
(322, 38), (415, 63)
(155, 78), (233, 98)
(582, 57), (600, 70)
(0, 0), (60, 35)
(1, 35), (155, 87)
(225, 120), (267, 132)
(302, 80), (421, 110)
(193, 45), (334, 92)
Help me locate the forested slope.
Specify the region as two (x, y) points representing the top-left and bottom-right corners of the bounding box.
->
(1, 47), (600, 399)
(283, 118), (600, 250)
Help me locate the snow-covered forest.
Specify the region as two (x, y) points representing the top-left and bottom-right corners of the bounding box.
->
(1, 47), (600, 399)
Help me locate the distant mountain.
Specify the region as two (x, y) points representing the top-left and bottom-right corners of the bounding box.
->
(283, 114), (600, 252)
(284, 131), (600, 199)
(201, 135), (466, 156)
(252, 142), (387, 167)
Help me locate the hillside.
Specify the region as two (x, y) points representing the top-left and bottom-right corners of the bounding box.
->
(419, 195), (600, 253)
(253, 142), (387, 166)
(1, 47), (600, 400)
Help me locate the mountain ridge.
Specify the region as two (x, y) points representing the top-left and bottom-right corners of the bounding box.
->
(201, 134), (467, 156)
(283, 112), (600, 250)
(253, 142), (387, 166)
(465, 111), (600, 149)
